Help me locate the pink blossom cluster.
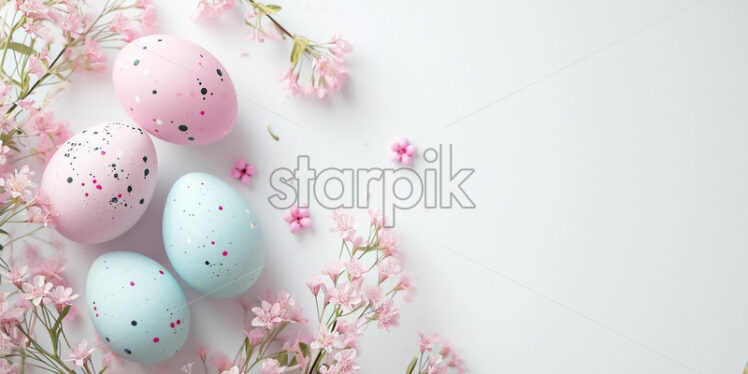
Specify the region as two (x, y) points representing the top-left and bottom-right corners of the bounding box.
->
(192, 209), (418, 374)
(0, 243), (86, 368)
(279, 34), (353, 98)
(409, 332), (467, 374)
(192, 0), (234, 20)
(194, 0), (354, 98)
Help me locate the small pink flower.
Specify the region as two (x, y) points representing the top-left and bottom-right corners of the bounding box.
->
(333, 348), (360, 374)
(251, 300), (283, 329)
(377, 229), (401, 258)
(231, 159), (257, 185)
(375, 300), (400, 331)
(259, 358), (286, 374)
(418, 332), (439, 354)
(66, 340), (93, 368)
(368, 208), (384, 229)
(211, 352), (233, 372)
(283, 205), (312, 234)
(243, 327), (267, 345)
(1, 264), (28, 288)
(28, 56), (45, 77)
(195, 346), (209, 360)
(21, 275), (52, 305)
(329, 281), (362, 313)
(343, 260), (367, 281)
(322, 259), (344, 283)
(361, 285), (385, 308)
(390, 137), (417, 165)
(329, 208), (357, 240)
(0, 298), (25, 326)
(310, 326), (343, 353)
(305, 273), (324, 296)
(396, 272), (416, 302)
(377, 258), (402, 283)
(44, 285), (78, 312)
(192, 0), (233, 20)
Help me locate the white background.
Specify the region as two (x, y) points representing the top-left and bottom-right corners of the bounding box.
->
(46, 0), (748, 372)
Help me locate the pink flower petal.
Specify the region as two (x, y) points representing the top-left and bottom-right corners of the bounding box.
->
(230, 169), (242, 179)
(300, 217), (312, 228)
(240, 174), (252, 185)
(289, 221), (301, 234)
(235, 159), (247, 169)
(401, 154), (413, 166)
(405, 144), (417, 155)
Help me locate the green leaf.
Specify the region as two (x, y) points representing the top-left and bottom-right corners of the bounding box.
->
(272, 353), (288, 366)
(7, 42), (35, 56)
(267, 124), (279, 141)
(52, 305), (71, 333)
(0, 229), (9, 237)
(299, 342), (310, 357)
(254, 2), (281, 14)
(406, 356), (418, 374)
(290, 35), (310, 69)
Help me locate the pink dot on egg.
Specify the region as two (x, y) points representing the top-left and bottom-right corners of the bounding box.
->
(84, 193), (89, 197)
(153, 337), (160, 343)
(218, 206), (223, 210)
(96, 314), (99, 317)
(159, 270), (164, 274)
(93, 306), (97, 311)
(222, 251), (228, 256)
(92, 179), (97, 183)
(81, 183), (85, 186)
(200, 110), (205, 115)
(118, 194), (122, 198)
(129, 281), (135, 286)
(211, 241), (215, 245)
(96, 185), (102, 190)
(170, 323), (175, 328)
(101, 150), (106, 155)
(176, 319), (181, 325)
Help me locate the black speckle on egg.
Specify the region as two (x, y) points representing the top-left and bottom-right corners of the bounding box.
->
(178, 125), (188, 132)
(67, 177), (73, 183)
(144, 169), (150, 177)
(216, 68), (223, 77)
(124, 349), (132, 355)
(200, 87), (207, 95)
(139, 198), (145, 204)
(105, 337), (110, 342)
(205, 261), (210, 265)
(152, 89), (157, 95)
(127, 185), (133, 193)
(143, 156), (148, 163)
(133, 59), (140, 66)
(131, 320), (137, 326)
(188, 137), (195, 141)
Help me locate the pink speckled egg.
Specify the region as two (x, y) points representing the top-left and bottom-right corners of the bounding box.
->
(112, 34), (238, 145)
(41, 123), (158, 244)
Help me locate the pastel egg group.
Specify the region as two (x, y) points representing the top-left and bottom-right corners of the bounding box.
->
(40, 122), (157, 244)
(163, 172), (264, 298)
(86, 251), (190, 364)
(112, 34), (238, 145)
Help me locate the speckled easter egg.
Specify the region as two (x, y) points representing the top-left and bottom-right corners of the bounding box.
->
(86, 251), (190, 364)
(112, 34), (237, 145)
(163, 172), (264, 298)
(40, 123), (157, 244)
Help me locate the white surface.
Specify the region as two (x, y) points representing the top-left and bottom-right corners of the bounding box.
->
(48, 0), (748, 372)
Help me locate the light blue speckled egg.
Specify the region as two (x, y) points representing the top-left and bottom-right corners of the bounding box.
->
(86, 251), (190, 364)
(163, 172), (264, 298)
